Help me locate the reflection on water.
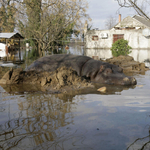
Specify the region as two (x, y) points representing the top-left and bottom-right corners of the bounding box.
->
(65, 45), (150, 68)
(0, 71), (150, 149)
(0, 82), (136, 97)
(85, 48), (150, 63)
(0, 92), (78, 150)
(1, 45), (150, 149)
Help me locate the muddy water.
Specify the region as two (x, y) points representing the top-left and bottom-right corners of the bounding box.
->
(0, 69), (150, 150)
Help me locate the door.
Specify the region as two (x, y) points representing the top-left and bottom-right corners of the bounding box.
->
(113, 34), (124, 43)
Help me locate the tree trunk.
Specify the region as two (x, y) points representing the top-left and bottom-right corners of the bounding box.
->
(38, 42), (42, 57)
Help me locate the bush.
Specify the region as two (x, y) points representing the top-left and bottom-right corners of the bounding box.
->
(111, 39), (132, 57)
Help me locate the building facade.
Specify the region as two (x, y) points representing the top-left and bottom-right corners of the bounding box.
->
(85, 15), (150, 50)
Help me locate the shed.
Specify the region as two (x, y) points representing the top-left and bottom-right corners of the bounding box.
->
(0, 32), (24, 59)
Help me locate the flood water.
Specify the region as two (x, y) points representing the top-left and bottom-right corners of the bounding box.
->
(1, 45), (150, 150)
(85, 48), (150, 63)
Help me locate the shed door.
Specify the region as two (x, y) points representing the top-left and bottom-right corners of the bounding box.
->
(113, 34), (124, 43)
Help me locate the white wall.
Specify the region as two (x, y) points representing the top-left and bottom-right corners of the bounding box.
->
(85, 49), (112, 60)
(85, 29), (150, 49)
(0, 43), (7, 57)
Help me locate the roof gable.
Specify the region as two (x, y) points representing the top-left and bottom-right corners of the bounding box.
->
(114, 15), (150, 29)
(115, 16), (133, 27)
(0, 32), (24, 39)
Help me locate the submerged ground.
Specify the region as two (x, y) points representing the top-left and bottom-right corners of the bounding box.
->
(0, 46), (150, 150)
(0, 68), (150, 150)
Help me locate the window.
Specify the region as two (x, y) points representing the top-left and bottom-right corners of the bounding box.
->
(113, 34), (124, 43)
(92, 35), (99, 41)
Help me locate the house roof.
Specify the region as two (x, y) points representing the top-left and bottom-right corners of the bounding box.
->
(133, 15), (150, 28)
(0, 32), (24, 39)
(112, 15), (150, 30)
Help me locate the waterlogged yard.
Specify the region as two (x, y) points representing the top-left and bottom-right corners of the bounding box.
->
(0, 45), (150, 149)
(0, 68), (150, 149)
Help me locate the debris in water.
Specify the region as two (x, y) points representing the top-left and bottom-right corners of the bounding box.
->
(136, 85), (143, 88)
(97, 87), (106, 92)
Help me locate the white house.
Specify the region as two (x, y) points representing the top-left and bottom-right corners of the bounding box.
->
(85, 15), (150, 49)
(84, 15), (150, 62)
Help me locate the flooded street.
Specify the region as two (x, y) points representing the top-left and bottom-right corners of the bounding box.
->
(1, 46), (150, 150)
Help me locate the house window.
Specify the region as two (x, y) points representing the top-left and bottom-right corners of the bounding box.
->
(92, 35), (99, 41)
(113, 34), (124, 43)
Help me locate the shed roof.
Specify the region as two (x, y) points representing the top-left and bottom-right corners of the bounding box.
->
(0, 32), (24, 39)
(133, 15), (150, 28)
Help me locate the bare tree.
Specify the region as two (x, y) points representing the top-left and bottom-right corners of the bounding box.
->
(27, 0), (89, 55)
(116, 0), (150, 20)
(105, 15), (117, 29)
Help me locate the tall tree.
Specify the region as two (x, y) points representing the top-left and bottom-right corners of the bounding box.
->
(16, 0), (90, 56)
(0, 5), (7, 32)
(24, 0), (41, 38)
(0, 0), (16, 32)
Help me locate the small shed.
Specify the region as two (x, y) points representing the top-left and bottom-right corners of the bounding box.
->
(0, 32), (24, 59)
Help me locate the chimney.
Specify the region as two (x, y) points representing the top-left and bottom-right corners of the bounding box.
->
(119, 14), (121, 22)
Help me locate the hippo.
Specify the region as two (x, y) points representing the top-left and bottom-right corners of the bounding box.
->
(26, 54), (137, 85)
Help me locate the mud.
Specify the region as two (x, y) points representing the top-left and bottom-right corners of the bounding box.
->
(0, 66), (11, 79)
(0, 66), (93, 93)
(0, 55), (145, 94)
(104, 55), (149, 73)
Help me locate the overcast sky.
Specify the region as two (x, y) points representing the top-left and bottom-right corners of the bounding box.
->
(86, 0), (138, 30)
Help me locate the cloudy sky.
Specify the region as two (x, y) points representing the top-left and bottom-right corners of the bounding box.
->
(86, 0), (138, 29)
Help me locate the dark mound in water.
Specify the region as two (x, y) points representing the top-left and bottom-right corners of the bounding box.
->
(104, 55), (149, 73)
(0, 66), (93, 93)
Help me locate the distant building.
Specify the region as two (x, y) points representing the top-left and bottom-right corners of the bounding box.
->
(84, 15), (150, 49)
(0, 32), (24, 59)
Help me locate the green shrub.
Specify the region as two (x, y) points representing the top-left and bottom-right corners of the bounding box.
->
(111, 39), (132, 57)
